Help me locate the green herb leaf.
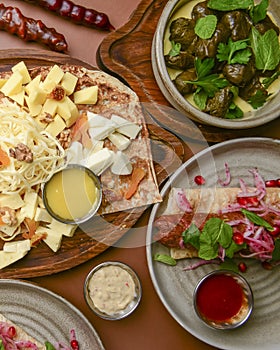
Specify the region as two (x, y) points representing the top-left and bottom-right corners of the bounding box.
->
(193, 89), (208, 110)
(250, 27), (280, 71)
(182, 223), (201, 250)
(198, 218), (233, 260)
(45, 342), (56, 350)
(0, 340), (4, 350)
(217, 38), (251, 65)
(226, 241), (247, 258)
(241, 208), (274, 231)
(272, 238), (280, 261)
(154, 253), (177, 266)
(195, 57), (215, 79)
(225, 102), (244, 119)
(168, 40), (181, 57)
(248, 90), (269, 109)
(220, 258), (239, 273)
(250, 0), (268, 24)
(187, 74), (228, 96)
(195, 15), (217, 39)
(262, 71), (280, 89)
(208, 0), (254, 11)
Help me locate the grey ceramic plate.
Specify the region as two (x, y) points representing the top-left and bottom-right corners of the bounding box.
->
(0, 279), (104, 350)
(146, 137), (280, 350)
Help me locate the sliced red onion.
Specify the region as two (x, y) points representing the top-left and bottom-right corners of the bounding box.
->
(218, 162), (231, 186)
(174, 188), (192, 212)
(183, 259), (220, 271)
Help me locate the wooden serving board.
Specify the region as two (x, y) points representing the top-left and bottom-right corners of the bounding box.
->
(0, 49), (186, 278)
(97, 0), (280, 143)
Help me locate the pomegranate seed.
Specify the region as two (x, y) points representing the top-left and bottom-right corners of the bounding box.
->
(194, 175), (205, 185)
(265, 179), (278, 187)
(238, 262), (247, 273)
(237, 196), (259, 206)
(8, 326), (16, 338)
(71, 339), (79, 350)
(233, 232), (244, 245)
(277, 178), (280, 187)
(270, 226), (280, 236)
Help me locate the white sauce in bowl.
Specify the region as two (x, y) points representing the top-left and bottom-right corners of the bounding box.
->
(87, 265), (136, 316)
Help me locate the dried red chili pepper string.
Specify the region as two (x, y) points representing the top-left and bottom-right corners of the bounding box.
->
(0, 3), (68, 52)
(22, 0), (115, 31)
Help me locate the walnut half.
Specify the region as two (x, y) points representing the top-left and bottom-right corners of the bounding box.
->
(9, 143), (33, 163)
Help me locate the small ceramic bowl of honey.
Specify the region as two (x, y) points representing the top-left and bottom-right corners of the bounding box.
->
(43, 164), (102, 225)
(193, 270), (254, 330)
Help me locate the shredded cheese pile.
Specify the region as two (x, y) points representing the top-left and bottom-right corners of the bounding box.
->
(0, 100), (66, 194)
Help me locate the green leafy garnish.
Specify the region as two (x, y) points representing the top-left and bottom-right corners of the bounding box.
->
(250, 28), (280, 71)
(194, 15), (217, 39)
(272, 238), (280, 261)
(168, 40), (181, 57)
(182, 223), (200, 250)
(154, 253), (177, 266)
(45, 342), (56, 350)
(185, 58), (228, 108)
(220, 258), (239, 273)
(217, 38), (251, 65)
(250, 0), (268, 24)
(198, 218), (233, 260)
(225, 102), (244, 119)
(262, 71), (280, 89)
(208, 0), (254, 11)
(248, 90), (269, 109)
(241, 208), (274, 231)
(0, 340), (4, 350)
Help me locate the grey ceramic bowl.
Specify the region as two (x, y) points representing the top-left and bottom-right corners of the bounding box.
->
(152, 0), (280, 129)
(84, 261), (142, 320)
(193, 270), (254, 330)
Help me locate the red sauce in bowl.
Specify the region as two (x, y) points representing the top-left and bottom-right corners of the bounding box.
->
(195, 273), (245, 323)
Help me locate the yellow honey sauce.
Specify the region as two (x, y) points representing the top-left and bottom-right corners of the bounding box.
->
(44, 165), (101, 223)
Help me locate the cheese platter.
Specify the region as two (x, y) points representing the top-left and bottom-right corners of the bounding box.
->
(0, 48), (185, 278)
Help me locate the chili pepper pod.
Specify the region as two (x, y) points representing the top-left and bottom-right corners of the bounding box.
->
(0, 4), (68, 52)
(23, 0), (115, 31)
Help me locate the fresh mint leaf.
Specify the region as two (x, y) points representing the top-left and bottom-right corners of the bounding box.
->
(250, 27), (280, 71)
(250, 0), (268, 24)
(195, 15), (217, 39)
(217, 38), (251, 65)
(272, 238), (280, 261)
(168, 40), (181, 57)
(226, 241), (247, 258)
(198, 218), (233, 260)
(154, 253), (177, 266)
(241, 208), (274, 231)
(208, 0), (254, 11)
(182, 223), (201, 250)
(225, 102), (244, 119)
(248, 90), (269, 109)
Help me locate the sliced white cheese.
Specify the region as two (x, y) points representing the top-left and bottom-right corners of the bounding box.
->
(47, 219), (77, 237)
(111, 114), (142, 139)
(88, 125), (116, 141)
(34, 207), (52, 223)
(66, 140), (84, 164)
(3, 239), (31, 253)
(84, 148), (114, 176)
(36, 226), (63, 252)
(87, 112), (117, 128)
(111, 151), (133, 175)
(108, 132), (131, 151)
(0, 250), (29, 269)
(21, 191), (38, 220)
(73, 85), (98, 104)
(0, 193), (24, 209)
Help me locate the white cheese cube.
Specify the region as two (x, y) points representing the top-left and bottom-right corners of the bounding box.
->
(108, 132), (131, 151)
(88, 125), (116, 141)
(25, 95), (42, 117)
(36, 227), (63, 252)
(25, 75), (41, 95)
(9, 90), (25, 106)
(34, 207), (52, 223)
(84, 148), (114, 176)
(111, 151), (132, 175)
(42, 65), (64, 92)
(0, 193), (24, 209)
(73, 85), (98, 104)
(45, 114), (66, 137)
(3, 239), (31, 253)
(12, 61), (31, 84)
(111, 115), (142, 139)
(87, 113), (117, 128)
(0, 71), (23, 96)
(47, 219), (77, 237)
(60, 72), (78, 95)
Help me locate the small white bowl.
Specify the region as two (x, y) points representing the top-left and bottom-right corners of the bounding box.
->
(193, 270), (253, 330)
(84, 261), (142, 320)
(152, 0), (280, 129)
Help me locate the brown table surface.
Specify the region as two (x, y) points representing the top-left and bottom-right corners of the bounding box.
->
(1, 1), (277, 350)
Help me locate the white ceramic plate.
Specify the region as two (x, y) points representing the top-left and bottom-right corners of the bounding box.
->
(146, 137), (280, 350)
(0, 279), (104, 350)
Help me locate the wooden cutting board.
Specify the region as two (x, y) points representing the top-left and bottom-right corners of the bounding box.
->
(97, 0), (280, 143)
(0, 49), (186, 278)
